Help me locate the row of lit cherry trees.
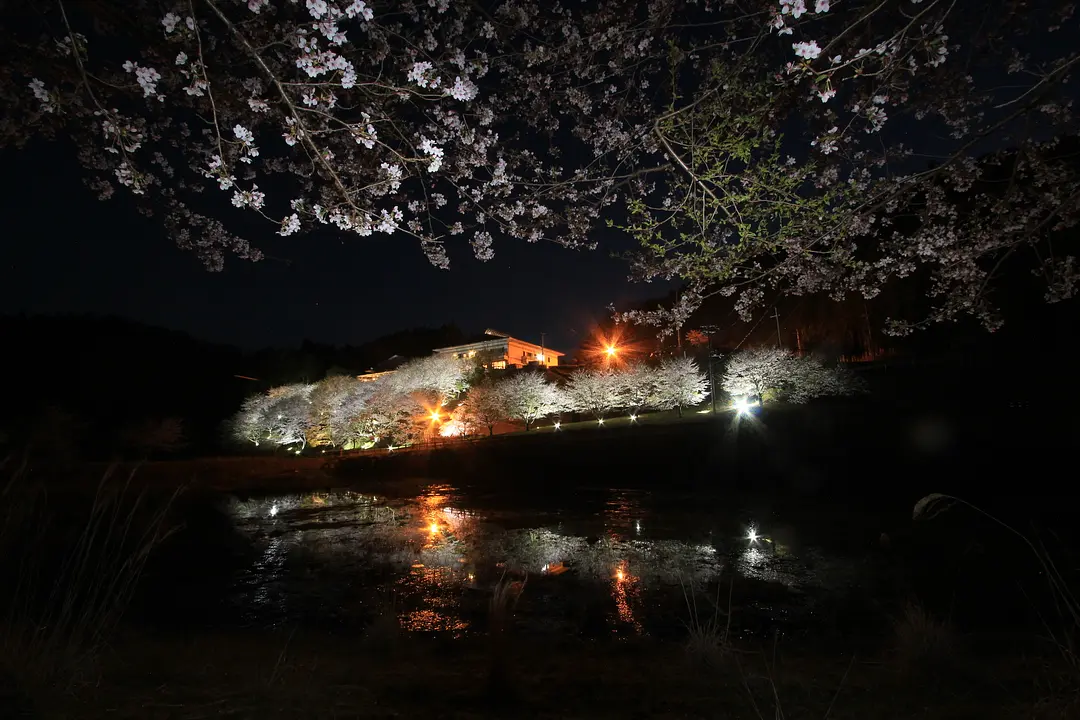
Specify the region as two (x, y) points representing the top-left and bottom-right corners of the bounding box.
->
(230, 353), (711, 451)
(230, 347), (858, 452)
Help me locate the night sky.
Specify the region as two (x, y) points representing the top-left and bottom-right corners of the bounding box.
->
(0, 144), (673, 353)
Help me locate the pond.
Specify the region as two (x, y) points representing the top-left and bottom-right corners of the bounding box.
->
(139, 482), (892, 642)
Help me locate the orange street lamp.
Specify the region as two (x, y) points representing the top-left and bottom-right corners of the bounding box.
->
(429, 410), (441, 422)
(605, 345), (617, 357)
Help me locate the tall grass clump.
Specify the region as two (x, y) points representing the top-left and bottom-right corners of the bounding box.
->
(486, 572), (525, 699)
(913, 494), (1080, 671)
(0, 459), (178, 699)
(681, 570), (733, 667)
(891, 600), (957, 678)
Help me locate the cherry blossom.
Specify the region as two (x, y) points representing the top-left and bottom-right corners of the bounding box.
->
(793, 41), (822, 60)
(471, 230), (494, 261)
(3, 0), (1075, 335)
(447, 76), (478, 102)
(279, 213), (301, 236)
(28, 78), (55, 113)
(161, 12), (180, 33)
(722, 349), (858, 404)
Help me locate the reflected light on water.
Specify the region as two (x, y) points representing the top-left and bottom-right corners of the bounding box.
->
(611, 561), (642, 634)
(400, 609), (469, 633)
(604, 489), (645, 540)
(249, 536), (288, 623)
(220, 485), (855, 638)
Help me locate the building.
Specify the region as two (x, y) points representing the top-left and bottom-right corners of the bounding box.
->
(432, 329), (563, 369)
(356, 354), (409, 383)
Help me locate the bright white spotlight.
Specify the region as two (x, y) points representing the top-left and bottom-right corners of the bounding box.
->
(747, 526), (759, 543)
(733, 397), (756, 416)
(554, 422), (561, 430)
(629, 414), (637, 422)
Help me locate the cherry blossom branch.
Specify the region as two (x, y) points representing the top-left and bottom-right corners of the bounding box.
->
(188, 0), (226, 165)
(200, 0), (421, 240)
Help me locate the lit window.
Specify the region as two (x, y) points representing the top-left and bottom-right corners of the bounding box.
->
(492, 360), (506, 369)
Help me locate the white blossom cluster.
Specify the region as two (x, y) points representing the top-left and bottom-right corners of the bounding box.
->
(722, 348), (858, 404)
(5, 0), (1077, 334)
(230, 352), (717, 448)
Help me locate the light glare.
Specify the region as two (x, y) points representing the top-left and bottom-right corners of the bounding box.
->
(733, 396), (758, 416)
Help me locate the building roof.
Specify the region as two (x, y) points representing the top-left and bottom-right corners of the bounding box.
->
(433, 334), (564, 356)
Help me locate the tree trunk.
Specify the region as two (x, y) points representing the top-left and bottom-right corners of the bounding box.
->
(488, 425), (494, 436)
(676, 405), (683, 418)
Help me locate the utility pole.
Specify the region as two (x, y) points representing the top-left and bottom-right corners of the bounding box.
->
(540, 332), (546, 366)
(772, 308), (782, 349)
(862, 302), (874, 358)
(701, 324), (719, 413)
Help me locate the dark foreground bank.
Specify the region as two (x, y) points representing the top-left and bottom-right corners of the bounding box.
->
(4, 398), (1079, 719)
(5, 626), (1076, 719)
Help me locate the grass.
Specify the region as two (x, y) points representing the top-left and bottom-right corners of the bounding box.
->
(681, 572), (734, 668)
(891, 601), (959, 680)
(0, 459), (178, 705)
(522, 407), (717, 434)
(14, 627), (1075, 719)
(914, 493), (1080, 673)
(1, 468), (1077, 717)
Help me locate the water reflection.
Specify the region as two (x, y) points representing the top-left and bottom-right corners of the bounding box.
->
(223, 484), (862, 636)
(603, 489), (645, 540)
(611, 560), (642, 634)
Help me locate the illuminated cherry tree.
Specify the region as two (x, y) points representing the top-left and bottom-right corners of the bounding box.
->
(460, 382), (509, 436)
(565, 369), (622, 421)
(265, 383), (316, 448)
(614, 363), (659, 415)
(497, 372), (564, 431)
(388, 353), (473, 402)
(231, 392), (275, 446)
(329, 378), (377, 448)
(654, 356), (708, 416)
(351, 382), (425, 447)
(7, 0), (1077, 331)
(307, 374), (366, 446)
(721, 347), (856, 405)
(439, 402), (476, 438)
